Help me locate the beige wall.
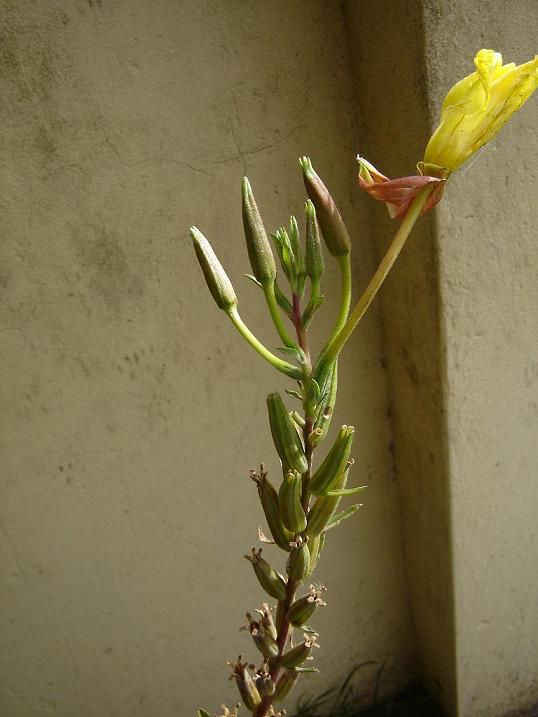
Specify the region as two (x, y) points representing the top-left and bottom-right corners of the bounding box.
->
(2, 2), (537, 717)
(0, 2), (413, 716)
(422, 2), (538, 716)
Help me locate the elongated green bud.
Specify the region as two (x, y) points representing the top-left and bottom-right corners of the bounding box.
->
(286, 536), (310, 581)
(305, 467), (349, 539)
(242, 177), (276, 284)
(305, 200), (324, 282)
(281, 634), (319, 668)
(310, 425), (354, 496)
(266, 392), (308, 474)
(190, 227), (237, 311)
(245, 548), (287, 601)
(314, 361), (337, 443)
(230, 658), (261, 711)
(299, 157), (350, 256)
(251, 468), (293, 551)
(273, 669), (300, 702)
(305, 531), (325, 577)
(197, 710), (213, 717)
(244, 613), (279, 658)
(255, 603), (278, 641)
(279, 470), (307, 533)
(288, 585), (327, 627)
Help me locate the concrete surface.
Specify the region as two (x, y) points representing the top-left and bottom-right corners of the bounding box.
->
(0, 2), (413, 715)
(1, 2), (536, 717)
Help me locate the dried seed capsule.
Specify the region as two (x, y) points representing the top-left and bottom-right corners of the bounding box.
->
(255, 603), (278, 641)
(245, 548), (287, 601)
(305, 200), (324, 283)
(310, 426), (355, 496)
(281, 634), (319, 668)
(251, 468), (293, 551)
(266, 392), (308, 474)
(299, 157), (350, 257)
(229, 658), (261, 711)
(273, 669), (300, 702)
(279, 470), (307, 533)
(242, 178), (276, 285)
(243, 613), (279, 659)
(288, 585), (327, 627)
(190, 227), (237, 311)
(286, 536), (311, 581)
(305, 467), (349, 539)
(255, 666), (276, 697)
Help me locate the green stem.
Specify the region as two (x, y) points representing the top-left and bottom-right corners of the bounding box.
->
(316, 186), (433, 377)
(263, 281), (297, 348)
(316, 252), (352, 367)
(227, 308), (301, 379)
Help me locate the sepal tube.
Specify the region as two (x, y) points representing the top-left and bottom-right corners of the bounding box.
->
(300, 157), (350, 256)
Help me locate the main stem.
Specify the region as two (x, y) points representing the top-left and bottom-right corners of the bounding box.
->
(254, 293), (315, 717)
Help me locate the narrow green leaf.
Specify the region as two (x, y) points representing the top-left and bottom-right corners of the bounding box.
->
(326, 486), (367, 497)
(244, 273), (262, 288)
(324, 503), (361, 531)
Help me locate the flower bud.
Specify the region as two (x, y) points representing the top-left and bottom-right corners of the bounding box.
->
(299, 157), (350, 256)
(190, 227), (237, 311)
(242, 177), (276, 284)
(305, 200), (324, 282)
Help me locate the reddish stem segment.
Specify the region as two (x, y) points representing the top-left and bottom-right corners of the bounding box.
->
(255, 294), (316, 717)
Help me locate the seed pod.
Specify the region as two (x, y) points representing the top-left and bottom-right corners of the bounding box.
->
(241, 178), (276, 284)
(275, 600), (286, 632)
(299, 157), (350, 256)
(255, 667), (275, 697)
(286, 536), (310, 581)
(273, 669), (300, 702)
(251, 468), (293, 551)
(244, 613), (279, 659)
(281, 634), (319, 668)
(305, 531), (325, 577)
(190, 227), (237, 311)
(305, 467), (349, 539)
(279, 470), (307, 533)
(310, 425), (355, 496)
(230, 658), (261, 711)
(288, 585), (327, 627)
(305, 200), (324, 283)
(255, 603), (278, 641)
(314, 361), (338, 442)
(266, 392), (308, 474)
(245, 548), (287, 601)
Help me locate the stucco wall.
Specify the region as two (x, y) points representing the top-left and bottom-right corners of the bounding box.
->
(422, 2), (538, 715)
(0, 2), (413, 716)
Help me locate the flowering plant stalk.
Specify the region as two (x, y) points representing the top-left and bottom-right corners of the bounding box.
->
(190, 50), (537, 717)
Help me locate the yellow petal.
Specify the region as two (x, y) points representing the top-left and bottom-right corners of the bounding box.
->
(424, 50), (538, 172)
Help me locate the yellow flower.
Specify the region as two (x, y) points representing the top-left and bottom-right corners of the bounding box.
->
(424, 49), (538, 172)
